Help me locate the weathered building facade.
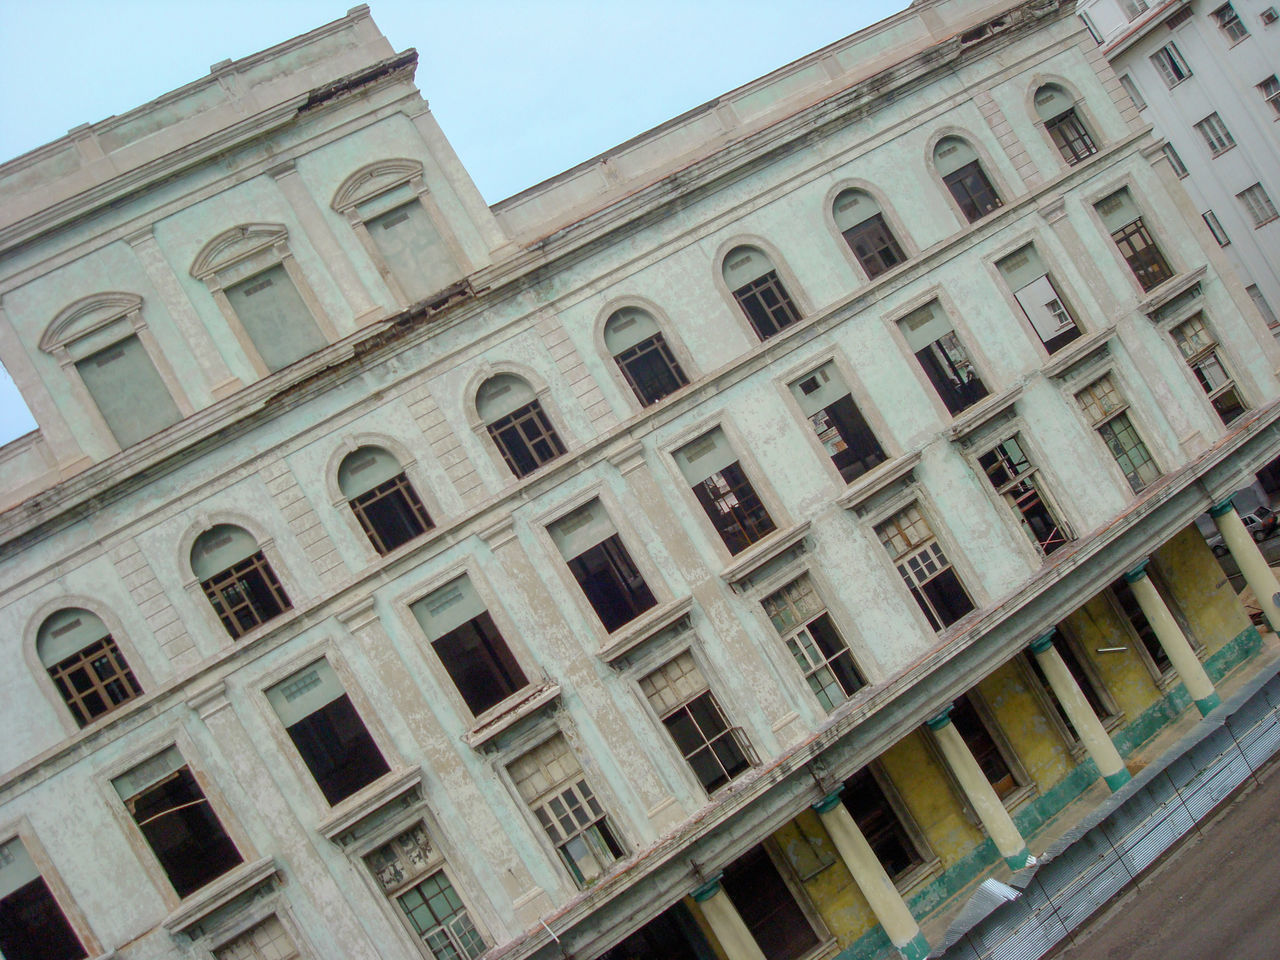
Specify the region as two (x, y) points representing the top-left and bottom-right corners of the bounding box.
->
(2, 2), (1280, 960)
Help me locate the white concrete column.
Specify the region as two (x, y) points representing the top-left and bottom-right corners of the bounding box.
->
(1124, 560), (1220, 716)
(1211, 499), (1280, 632)
(1028, 631), (1130, 792)
(690, 878), (767, 960)
(813, 791), (929, 960)
(926, 707), (1032, 870)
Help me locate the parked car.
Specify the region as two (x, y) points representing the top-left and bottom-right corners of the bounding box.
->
(1206, 505), (1277, 556)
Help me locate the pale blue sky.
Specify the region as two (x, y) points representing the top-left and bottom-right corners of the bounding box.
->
(0, 0), (906, 444)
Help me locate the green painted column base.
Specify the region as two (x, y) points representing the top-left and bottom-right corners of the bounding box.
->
(1003, 847), (1032, 871)
(1103, 767), (1133, 792)
(896, 931), (930, 960)
(1195, 692), (1222, 717)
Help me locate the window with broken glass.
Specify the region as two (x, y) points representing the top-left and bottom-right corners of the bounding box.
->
(789, 362), (887, 483)
(762, 574), (864, 711)
(0, 837), (87, 960)
(978, 435), (1070, 555)
(37, 608), (142, 727)
(365, 825), (486, 960)
(339, 446), (433, 555)
(996, 245), (1081, 354)
(509, 735), (623, 887)
(1095, 189), (1174, 291)
(604, 307), (688, 406)
(898, 302), (990, 415)
(832, 190), (907, 279)
(1170, 314), (1246, 425)
(1075, 375), (1160, 493)
(722, 246), (801, 340)
(675, 428), (776, 555)
(191, 525), (291, 640)
(550, 500), (656, 632)
(876, 504), (975, 631)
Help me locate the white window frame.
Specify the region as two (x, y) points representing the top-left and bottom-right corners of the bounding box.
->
(1201, 210), (1231, 247)
(1150, 44), (1192, 88)
(1162, 143), (1189, 178)
(1121, 0), (1149, 21)
(1194, 113), (1235, 157)
(1238, 183), (1280, 227)
(1259, 76), (1280, 119)
(1119, 74), (1146, 111)
(1212, 3), (1249, 43)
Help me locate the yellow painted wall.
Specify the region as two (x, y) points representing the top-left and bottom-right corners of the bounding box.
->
(774, 810), (878, 946)
(1153, 525), (1250, 655)
(1061, 595), (1164, 725)
(975, 659), (1076, 795)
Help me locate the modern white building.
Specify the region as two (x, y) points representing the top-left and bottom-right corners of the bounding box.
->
(1077, 0), (1280, 331)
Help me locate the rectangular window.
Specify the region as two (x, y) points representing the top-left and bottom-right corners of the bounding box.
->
(1247, 285), (1280, 330)
(201, 551), (292, 639)
(789, 362), (887, 482)
(1259, 76), (1280, 118)
(641, 652), (753, 793)
(266, 660), (390, 805)
(1201, 210), (1231, 247)
(1076, 375), (1160, 492)
(1163, 143), (1188, 177)
(978, 435), (1070, 554)
(1121, 0), (1149, 20)
(1194, 113), (1236, 156)
(1170, 314), (1246, 424)
(614, 334), (688, 406)
(550, 500), (656, 632)
(365, 825), (485, 960)
(997, 246), (1082, 353)
(762, 574), (864, 711)
(1045, 110), (1097, 165)
(486, 401), (566, 478)
(1213, 4), (1249, 42)
(1119, 74), (1146, 111)
(113, 748), (243, 898)
(214, 916), (301, 960)
(509, 735), (623, 887)
(0, 838), (87, 960)
(842, 213), (907, 278)
(899, 302), (989, 415)
(950, 695), (1020, 800)
(1150, 44), (1192, 88)
(1238, 183), (1280, 227)
(732, 271), (801, 340)
(74, 334), (181, 448)
(674, 428), (776, 555)
(876, 504), (974, 631)
(411, 577), (529, 716)
(224, 265), (328, 373)
(1023, 636), (1117, 745)
(1095, 189), (1175, 291)
(840, 767), (926, 879)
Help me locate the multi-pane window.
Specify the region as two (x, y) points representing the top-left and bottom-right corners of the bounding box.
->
(1237, 183), (1280, 227)
(1213, 3), (1249, 42)
(412, 576), (529, 716)
(950, 695), (1021, 800)
(339, 446), (433, 555)
(266, 659), (390, 805)
(1075, 375), (1159, 492)
(788, 362), (887, 482)
(762, 574), (864, 711)
(997, 245), (1081, 354)
(549, 500), (656, 632)
(840, 767), (927, 879)
(832, 190), (907, 278)
(674, 428), (776, 555)
(934, 138), (1002, 222)
(113, 748), (243, 898)
(1163, 143), (1189, 178)
(1150, 44), (1192, 88)
(876, 504), (975, 631)
(74, 334), (182, 448)
(214, 917), (301, 960)
(1035, 85), (1096, 165)
(365, 825), (485, 960)
(1259, 76), (1280, 118)
(36, 608), (141, 727)
(191, 525), (291, 639)
(1095, 189), (1174, 291)
(476, 374), (565, 479)
(509, 735), (623, 887)
(603, 307), (688, 406)
(640, 652), (752, 793)
(1194, 113), (1235, 156)
(0, 837), (87, 960)
(898, 301), (989, 415)
(1119, 74), (1146, 111)
(1120, 0), (1148, 20)
(722, 246), (802, 340)
(1201, 210), (1231, 247)
(1170, 314), (1246, 424)
(224, 265), (328, 373)
(978, 436), (1070, 555)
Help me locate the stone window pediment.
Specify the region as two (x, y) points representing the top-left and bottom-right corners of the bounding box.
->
(40, 291), (143, 356)
(191, 224), (290, 282)
(331, 159), (425, 213)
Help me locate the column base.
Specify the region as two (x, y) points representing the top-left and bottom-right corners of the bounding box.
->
(1003, 847), (1033, 871)
(1195, 692), (1222, 717)
(1103, 767), (1133, 791)
(895, 930), (930, 960)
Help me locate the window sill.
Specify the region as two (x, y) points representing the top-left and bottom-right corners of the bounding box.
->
(316, 766), (423, 843)
(162, 856), (280, 934)
(1042, 325), (1114, 379)
(1254, 216), (1279, 229)
(835, 451), (922, 515)
(894, 855), (943, 894)
(598, 596), (694, 665)
(463, 679), (561, 749)
(719, 520), (812, 588)
(945, 385), (1022, 445)
(1138, 265), (1206, 320)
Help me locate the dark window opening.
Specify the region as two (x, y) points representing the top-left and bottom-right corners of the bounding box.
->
(944, 161), (1003, 222)
(124, 767), (243, 898)
(878, 506), (975, 632)
(663, 691), (752, 793)
(733, 271), (802, 340)
(285, 695), (390, 805)
(614, 334), (688, 406)
(841, 767), (924, 879)
(806, 393), (887, 483)
(350, 473), (433, 554)
(914, 334), (989, 415)
(1025, 639), (1112, 744)
(47, 635), (141, 727)
(1045, 110), (1097, 165)
(1110, 578), (1172, 674)
(487, 401), (566, 478)
(842, 213), (906, 278)
(978, 437), (1070, 554)
(567, 535), (657, 632)
(597, 903), (714, 960)
(950, 696), (1018, 800)
(1110, 219), (1174, 291)
(201, 551), (291, 639)
(432, 611), (528, 715)
(721, 846), (819, 960)
(0, 878), (87, 960)
(691, 463), (776, 554)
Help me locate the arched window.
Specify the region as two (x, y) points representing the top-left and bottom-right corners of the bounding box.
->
(191, 525), (291, 638)
(1034, 85), (1096, 166)
(476, 374), (566, 478)
(338, 446), (434, 554)
(934, 138), (1002, 223)
(722, 246), (801, 340)
(603, 308), (688, 406)
(833, 190), (907, 279)
(37, 608), (141, 727)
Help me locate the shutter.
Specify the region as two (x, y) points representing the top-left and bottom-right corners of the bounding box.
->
(674, 428), (740, 484)
(1096, 189), (1142, 233)
(549, 500), (617, 559)
(933, 138), (979, 177)
(37, 608), (109, 667)
(339, 447), (404, 499)
(412, 576), (488, 640)
(266, 659), (346, 727)
(0, 839), (39, 900)
(603, 308), (661, 354)
(898, 302), (953, 352)
(832, 190), (883, 232)
(191, 525), (259, 580)
(1034, 85), (1074, 121)
(112, 746), (186, 801)
(721, 247), (772, 289)
(476, 375), (536, 423)
(75, 335), (181, 448)
(790, 362), (851, 417)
